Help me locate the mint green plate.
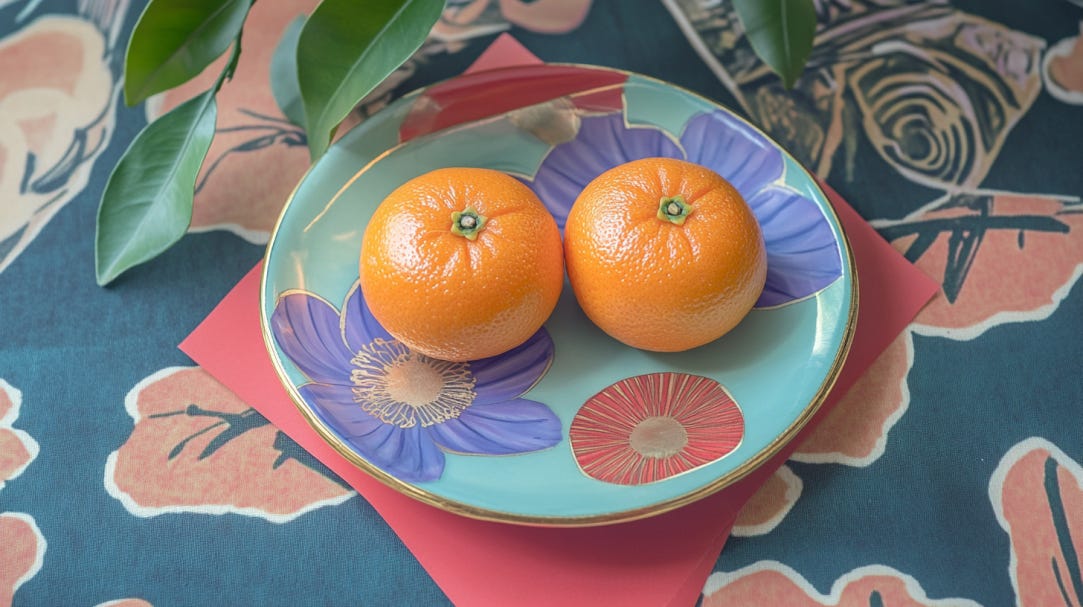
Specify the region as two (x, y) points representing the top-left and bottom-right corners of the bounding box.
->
(260, 65), (856, 526)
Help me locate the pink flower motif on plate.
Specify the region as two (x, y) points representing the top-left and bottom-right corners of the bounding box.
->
(569, 373), (744, 485)
(991, 438), (1083, 606)
(0, 513), (45, 606)
(701, 562), (981, 607)
(0, 378), (38, 491)
(105, 367), (353, 522)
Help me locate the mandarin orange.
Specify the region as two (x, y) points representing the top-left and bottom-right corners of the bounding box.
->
(360, 167), (564, 362)
(563, 157), (766, 352)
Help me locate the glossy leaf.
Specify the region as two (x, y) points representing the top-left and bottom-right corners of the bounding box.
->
(733, 0), (816, 89)
(298, 0), (443, 160)
(270, 15), (307, 129)
(95, 91), (218, 286)
(124, 0), (252, 105)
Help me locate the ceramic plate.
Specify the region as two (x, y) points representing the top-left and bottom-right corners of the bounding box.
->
(260, 64), (857, 526)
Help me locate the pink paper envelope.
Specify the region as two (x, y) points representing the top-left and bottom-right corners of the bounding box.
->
(180, 35), (940, 607)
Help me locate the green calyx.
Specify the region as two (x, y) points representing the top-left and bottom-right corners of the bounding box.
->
(450, 206), (488, 240)
(657, 195), (693, 225)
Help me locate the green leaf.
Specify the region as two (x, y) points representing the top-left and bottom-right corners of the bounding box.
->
(733, 0), (816, 89)
(95, 91), (218, 286)
(124, 0), (252, 106)
(270, 15), (307, 130)
(298, 0), (443, 160)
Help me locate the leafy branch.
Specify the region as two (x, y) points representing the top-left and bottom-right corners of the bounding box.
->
(733, 0), (817, 90)
(95, 0), (443, 285)
(95, 0), (814, 286)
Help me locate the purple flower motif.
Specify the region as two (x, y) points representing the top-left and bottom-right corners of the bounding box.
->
(529, 111), (843, 307)
(270, 285), (561, 483)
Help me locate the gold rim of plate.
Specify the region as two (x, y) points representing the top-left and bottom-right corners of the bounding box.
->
(258, 64), (860, 527)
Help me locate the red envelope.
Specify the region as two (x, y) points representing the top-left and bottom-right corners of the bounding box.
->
(180, 35), (940, 607)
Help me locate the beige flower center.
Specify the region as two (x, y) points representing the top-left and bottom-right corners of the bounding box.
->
(628, 416), (688, 459)
(350, 338), (476, 428)
(384, 356), (444, 406)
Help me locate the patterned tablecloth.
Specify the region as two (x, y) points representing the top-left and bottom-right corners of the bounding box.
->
(2, 1), (1082, 605)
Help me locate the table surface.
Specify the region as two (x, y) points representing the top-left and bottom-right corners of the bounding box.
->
(3, 1), (1082, 605)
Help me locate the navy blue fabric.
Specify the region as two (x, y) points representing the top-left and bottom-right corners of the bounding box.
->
(3, 1), (1082, 606)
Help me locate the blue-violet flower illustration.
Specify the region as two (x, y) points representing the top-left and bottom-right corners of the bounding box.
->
(529, 111), (843, 307)
(270, 285), (561, 483)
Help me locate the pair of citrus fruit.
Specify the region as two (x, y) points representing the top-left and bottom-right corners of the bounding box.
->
(359, 158), (767, 362)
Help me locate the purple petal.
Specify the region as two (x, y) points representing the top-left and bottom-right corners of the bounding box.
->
(300, 384), (445, 482)
(429, 399), (562, 455)
(750, 186), (843, 307)
(342, 283), (393, 352)
(468, 328), (554, 405)
(299, 382), (384, 436)
(529, 113), (682, 230)
(367, 424), (445, 483)
(270, 292), (355, 385)
(681, 111), (783, 199)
